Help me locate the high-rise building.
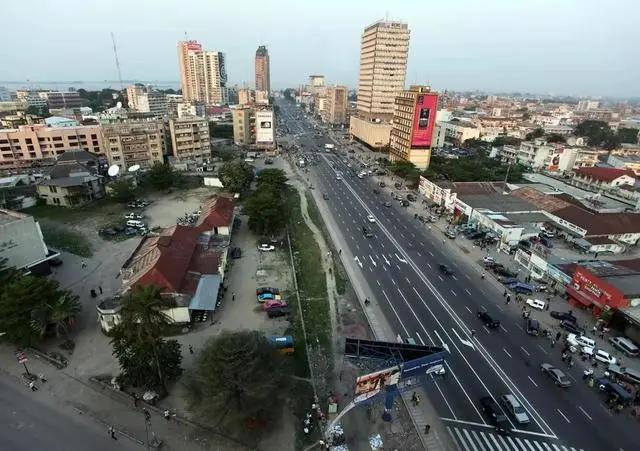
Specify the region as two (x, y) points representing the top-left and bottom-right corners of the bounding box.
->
(38, 91), (83, 109)
(238, 88), (254, 106)
(350, 19), (410, 150)
(0, 124), (103, 171)
(323, 85), (348, 125)
(389, 86), (439, 169)
(255, 46), (270, 93)
(102, 120), (165, 171)
(169, 117), (210, 162)
(177, 40), (228, 105)
(137, 91), (168, 116)
(232, 107), (253, 146)
(126, 84), (147, 110)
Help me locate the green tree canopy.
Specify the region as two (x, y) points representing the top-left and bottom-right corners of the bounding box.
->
(387, 160), (421, 185)
(184, 331), (286, 426)
(110, 285), (183, 392)
(492, 136), (522, 147)
(616, 128), (639, 144)
(109, 178), (137, 203)
(244, 169), (289, 236)
(574, 120), (619, 149)
(219, 160), (254, 192)
(462, 138), (489, 151)
(546, 133), (566, 143)
(423, 154), (526, 183)
(144, 163), (180, 190)
(525, 128), (545, 140)
(255, 168), (288, 191)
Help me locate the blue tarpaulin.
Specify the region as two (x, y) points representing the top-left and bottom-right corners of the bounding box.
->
(188, 274), (221, 312)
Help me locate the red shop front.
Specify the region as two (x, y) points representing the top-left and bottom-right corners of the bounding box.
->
(565, 266), (630, 317)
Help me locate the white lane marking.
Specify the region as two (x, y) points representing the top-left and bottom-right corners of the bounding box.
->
(380, 289), (410, 335)
(395, 253), (407, 263)
(432, 329), (450, 353)
(521, 346), (530, 356)
(471, 430), (489, 451)
(500, 324), (508, 333)
(382, 254), (390, 265)
(405, 277), (411, 284)
(452, 275), (458, 281)
(391, 278), (397, 285)
(495, 304), (504, 311)
(537, 345), (548, 355)
(557, 409), (571, 423)
(376, 280), (381, 286)
(354, 256), (363, 268)
(483, 325), (491, 334)
(465, 274), (471, 280)
(503, 348), (512, 358)
(427, 263), (432, 268)
(429, 251), (434, 256)
(515, 324), (524, 332)
(369, 255), (377, 267)
(454, 429), (472, 451)
(462, 429), (480, 451)
(441, 418), (493, 428)
(465, 306), (473, 314)
(465, 289), (472, 296)
(451, 290), (457, 296)
(396, 264), (401, 271)
(578, 406), (591, 420)
(451, 328), (475, 349)
(438, 275), (444, 281)
(416, 251), (422, 256)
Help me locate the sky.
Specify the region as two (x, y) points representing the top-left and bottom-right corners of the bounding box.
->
(0, 0), (638, 97)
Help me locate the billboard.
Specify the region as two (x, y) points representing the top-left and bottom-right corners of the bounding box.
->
(353, 365), (401, 403)
(256, 110), (274, 144)
(411, 93), (438, 148)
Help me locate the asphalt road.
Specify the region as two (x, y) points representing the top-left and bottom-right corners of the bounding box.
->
(0, 376), (140, 451)
(277, 101), (638, 451)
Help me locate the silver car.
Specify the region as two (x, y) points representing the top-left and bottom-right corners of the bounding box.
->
(499, 394), (529, 424)
(540, 363), (571, 388)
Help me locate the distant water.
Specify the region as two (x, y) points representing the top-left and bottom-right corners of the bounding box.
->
(0, 80), (180, 91)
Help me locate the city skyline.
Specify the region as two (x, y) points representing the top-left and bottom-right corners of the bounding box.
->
(0, 0), (638, 97)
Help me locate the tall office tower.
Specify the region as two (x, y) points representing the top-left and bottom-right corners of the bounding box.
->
(389, 86), (439, 169)
(255, 45), (270, 93)
(323, 85), (348, 125)
(178, 40), (228, 105)
(357, 19), (410, 121)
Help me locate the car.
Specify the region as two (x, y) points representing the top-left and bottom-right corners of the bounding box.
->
(495, 267), (518, 278)
(267, 306), (291, 318)
(540, 363), (571, 388)
(479, 396), (510, 434)
(427, 215), (438, 222)
(230, 247), (242, 259)
(362, 226), (373, 238)
(48, 257), (63, 267)
(482, 255), (496, 265)
(383, 202), (392, 208)
(367, 215), (376, 223)
(336, 175), (342, 181)
(258, 244), (276, 252)
(477, 311), (500, 328)
(566, 333), (596, 350)
(323, 193), (329, 200)
(124, 227), (138, 236)
(439, 264), (453, 276)
(124, 212), (143, 220)
(445, 229), (457, 239)
(400, 200), (410, 207)
(525, 318), (540, 336)
(257, 292), (278, 302)
(407, 194), (416, 202)
(526, 298), (546, 310)
(550, 311), (577, 322)
(263, 299), (288, 311)
(609, 336), (640, 357)
(499, 394), (530, 425)
(560, 320), (585, 335)
(594, 349), (617, 365)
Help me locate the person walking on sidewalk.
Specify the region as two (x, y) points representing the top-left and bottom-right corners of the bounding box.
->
(29, 381), (37, 391)
(424, 424), (431, 435)
(108, 426), (117, 440)
(231, 292), (235, 302)
(133, 393), (139, 407)
(411, 392), (418, 406)
(164, 409), (171, 421)
(506, 294), (511, 305)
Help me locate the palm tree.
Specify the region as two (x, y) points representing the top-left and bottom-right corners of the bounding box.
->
(48, 293), (81, 339)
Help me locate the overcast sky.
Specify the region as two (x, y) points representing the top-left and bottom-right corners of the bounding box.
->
(1, 0), (638, 97)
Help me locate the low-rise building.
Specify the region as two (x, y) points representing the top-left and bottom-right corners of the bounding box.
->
(349, 116), (392, 150)
(608, 154), (640, 175)
(232, 106), (253, 146)
(169, 117), (210, 162)
(0, 208), (58, 274)
(322, 85), (348, 126)
(102, 120), (166, 171)
(137, 90), (168, 116)
(570, 167), (636, 192)
(438, 119), (480, 145)
(36, 150), (105, 207)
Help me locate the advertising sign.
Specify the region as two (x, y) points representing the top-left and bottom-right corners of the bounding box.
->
(256, 110), (274, 144)
(354, 365), (401, 402)
(411, 93), (438, 148)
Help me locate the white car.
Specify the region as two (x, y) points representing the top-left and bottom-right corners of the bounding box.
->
(124, 213), (143, 220)
(336, 175), (342, 181)
(526, 298), (546, 310)
(367, 215), (376, 223)
(594, 349), (617, 365)
(258, 244), (276, 252)
(482, 255), (495, 264)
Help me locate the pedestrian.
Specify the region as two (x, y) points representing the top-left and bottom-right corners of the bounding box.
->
(411, 391), (418, 405)
(108, 426), (117, 440)
(424, 424), (431, 435)
(189, 344), (194, 355)
(506, 294), (511, 305)
(415, 395), (421, 406)
(551, 340), (556, 348)
(98, 286), (103, 294)
(338, 249), (342, 255)
(503, 289), (507, 297)
(133, 393), (139, 407)
(29, 381), (37, 391)
(592, 325), (598, 335)
(232, 292), (235, 302)
(81, 260), (87, 268)
(556, 331), (562, 341)
(545, 303), (549, 311)
(164, 410), (171, 421)
(471, 329), (476, 338)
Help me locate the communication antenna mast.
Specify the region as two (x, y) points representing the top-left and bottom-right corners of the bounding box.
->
(110, 32), (124, 90)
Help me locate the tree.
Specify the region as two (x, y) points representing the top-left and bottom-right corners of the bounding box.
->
(492, 136), (521, 147)
(219, 160), (254, 192)
(109, 178), (137, 203)
(244, 189), (288, 236)
(462, 138), (488, 151)
(48, 294), (81, 339)
(145, 163), (179, 190)
(546, 133), (566, 143)
(110, 285), (182, 392)
(574, 120), (618, 148)
(255, 169), (288, 191)
(616, 128), (639, 144)
(525, 128), (544, 140)
(422, 153), (526, 183)
(26, 104), (50, 117)
(184, 331), (285, 426)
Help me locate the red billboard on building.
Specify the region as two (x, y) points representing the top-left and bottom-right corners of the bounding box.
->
(411, 93), (438, 148)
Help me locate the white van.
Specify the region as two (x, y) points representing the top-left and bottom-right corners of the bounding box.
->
(126, 220), (145, 228)
(567, 333), (596, 350)
(609, 336), (639, 357)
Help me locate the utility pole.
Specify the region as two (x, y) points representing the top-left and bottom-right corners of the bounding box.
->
(110, 32), (124, 90)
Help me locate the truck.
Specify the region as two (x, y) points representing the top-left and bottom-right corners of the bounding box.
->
(324, 143), (335, 152)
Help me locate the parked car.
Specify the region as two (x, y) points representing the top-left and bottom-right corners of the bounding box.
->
(479, 396), (510, 434)
(124, 212), (143, 220)
(257, 287), (279, 296)
(560, 320), (585, 335)
(267, 306), (291, 318)
(495, 267), (518, 278)
(594, 349), (617, 365)
(550, 311), (577, 323)
(379, 182), (386, 188)
(383, 202), (392, 208)
(444, 229), (457, 239)
(263, 299), (288, 311)
(230, 247), (242, 259)
(567, 333), (596, 350)
(257, 292), (278, 302)
(526, 298), (546, 310)
(439, 264), (453, 276)
(407, 194), (416, 202)
(609, 336), (640, 357)
(482, 255), (495, 265)
(540, 363), (571, 388)
(373, 188), (380, 194)
(499, 394), (530, 424)
(400, 200), (410, 207)
(525, 318), (540, 336)
(258, 244), (276, 252)
(323, 193), (329, 200)
(478, 311), (500, 328)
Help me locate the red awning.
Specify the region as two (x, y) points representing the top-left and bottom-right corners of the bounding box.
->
(565, 285), (597, 308)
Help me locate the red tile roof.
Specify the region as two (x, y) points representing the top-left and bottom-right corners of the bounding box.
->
(511, 186), (571, 212)
(197, 196), (235, 230)
(554, 206), (640, 236)
(574, 166), (636, 183)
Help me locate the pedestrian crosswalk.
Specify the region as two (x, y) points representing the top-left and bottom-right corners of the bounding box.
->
(447, 426), (584, 451)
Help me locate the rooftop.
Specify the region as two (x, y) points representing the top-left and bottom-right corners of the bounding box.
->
(578, 260), (640, 297)
(573, 166), (636, 182)
(553, 206), (640, 236)
(38, 175), (99, 187)
(0, 208), (28, 226)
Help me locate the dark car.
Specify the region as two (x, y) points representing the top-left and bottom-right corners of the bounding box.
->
(256, 287), (280, 296)
(383, 201), (392, 208)
(230, 247), (242, 259)
(379, 182), (386, 188)
(478, 311), (500, 328)
(560, 320), (585, 335)
(407, 194), (416, 202)
(439, 264), (453, 276)
(100, 227), (118, 236)
(467, 231), (487, 240)
(362, 226), (373, 238)
(540, 363), (571, 388)
(323, 193), (329, 200)
(525, 318), (540, 336)
(267, 306), (291, 318)
(495, 267), (518, 278)
(479, 396), (510, 434)
(550, 311), (577, 323)
(394, 182), (402, 189)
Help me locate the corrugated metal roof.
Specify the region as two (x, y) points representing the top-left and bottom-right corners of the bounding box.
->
(188, 275), (221, 311)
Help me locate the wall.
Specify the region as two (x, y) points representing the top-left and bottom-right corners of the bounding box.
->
(349, 116), (392, 149)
